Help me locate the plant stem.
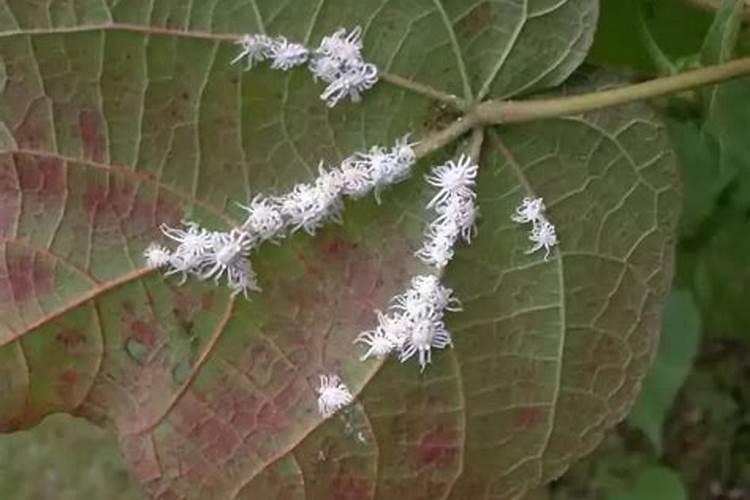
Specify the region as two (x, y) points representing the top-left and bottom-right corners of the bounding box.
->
(416, 57), (750, 158)
(473, 57), (750, 124)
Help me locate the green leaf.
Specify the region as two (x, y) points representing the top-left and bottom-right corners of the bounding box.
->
(628, 290), (701, 453)
(693, 214), (750, 338)
(703, 79), (750, 211)
(0, 414), (140, 500)
(0, 2), (680, 499)
(666, 118), (727, 238)
(607, 465), (687, 500)
(589, 0), (712, 74)
(701, 0), (743, 66)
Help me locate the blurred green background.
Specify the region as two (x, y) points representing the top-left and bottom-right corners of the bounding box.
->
(2, 0), (750, 499)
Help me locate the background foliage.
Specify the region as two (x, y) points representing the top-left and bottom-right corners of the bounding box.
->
(0, 0), (747, 498)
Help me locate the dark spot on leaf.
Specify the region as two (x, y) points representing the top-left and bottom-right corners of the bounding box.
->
(15, 154), (66, 196)
(257, 401), (288, 432)
(513, 406), (543, 430)
(56, 329), (87, 353)
(414, 428), (459, 467)
(0, 247), (54, 303)
(318, 234), (357, 262)
(122, 300), (135, 315)
(55, 369), (79, 409)
(201, 291), (215, 311)
(129, 319), (156, 347)
(423, 101), (461, 131)
(14, 97), (52, 150)
(78, 109), (106, 162)
(330, 472), (372, 500)
(459, 2), (496, 33)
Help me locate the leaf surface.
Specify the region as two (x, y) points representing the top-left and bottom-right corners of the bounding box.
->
(0, 2), (679, 499)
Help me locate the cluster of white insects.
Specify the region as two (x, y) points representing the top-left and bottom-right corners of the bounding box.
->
(511, 196), (558, 260)
(144, 26), (558, 420)
(232, 26), (378, 107)
(145, 135), (416, 297)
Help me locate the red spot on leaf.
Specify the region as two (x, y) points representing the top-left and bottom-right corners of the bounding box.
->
(0, 248), (54, 303)
(172, 288), (209, 323)
(78, 110), (106, 162)
(122, 436), (162, 483)
(201, 291), (215, 311)
(331, 472), (372, 500)
(129, 319), (156, 347)
(15, 154), (66, 196)
(122, 300), (135, 315)
(55, 369), (78, 409)
(319, 234), (357, 262)
(0, 156), (20, 238)
(257, 401), (288, 432)
(414, 428), (459, 468)
(14, 97), (53, 150)
(82, 179), (135, 219)
(513, 406), (543, 430)
(56, 329), (87, 354)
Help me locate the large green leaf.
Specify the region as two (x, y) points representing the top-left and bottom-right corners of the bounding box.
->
(0, 1), (680, 499)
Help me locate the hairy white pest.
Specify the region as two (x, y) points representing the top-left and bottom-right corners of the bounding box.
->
(398, 314), (453, 371)
(232, 34), (274, 69)
(511, 196), (546, 225)
(143, 243), (171, 269)
(269, 36), (310, 70)
(320, 62), (379, 107)
(317, 374), (354, 418)
(198, 229), (255, 282)
(239, 195), (285, 242)
(426, 154), (479, 209)
(526, 218), (558, 260)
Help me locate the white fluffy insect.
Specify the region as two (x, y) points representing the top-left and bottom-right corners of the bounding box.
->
(398, 313), (453, 371)
(353, 327), (396, 361)
(143, 242), (171, 269)
(232, 34), (274, 69)
(338, 157), (374, 198)
(160, 221), (214, 284)
(197, 229), (255, 282)
(239, 195), (285, 242)
(511, 196), (546, 225)
(433, 194), (478, 243)
(278, 182), (342, 235)
(526, 218), (558, 260)
(425, 154), (478, 209)
(396, 275), (462, 315)
(320, 62), (379, 107)
(316, 374), (354, 418)
(416, 222), (458, 268)
(269, 36), (310, 70)
(225, 256), (261, 298)
(315, 26), (364, 68)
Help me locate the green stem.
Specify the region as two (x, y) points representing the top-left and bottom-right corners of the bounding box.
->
(473, 57), (750, 125)
(416, 57), (750, 159)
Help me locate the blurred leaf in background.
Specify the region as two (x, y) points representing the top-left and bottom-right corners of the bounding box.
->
(628, 291), (702, 454)
(608, 466), (688, 500)
(0, 414), (141, 500)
